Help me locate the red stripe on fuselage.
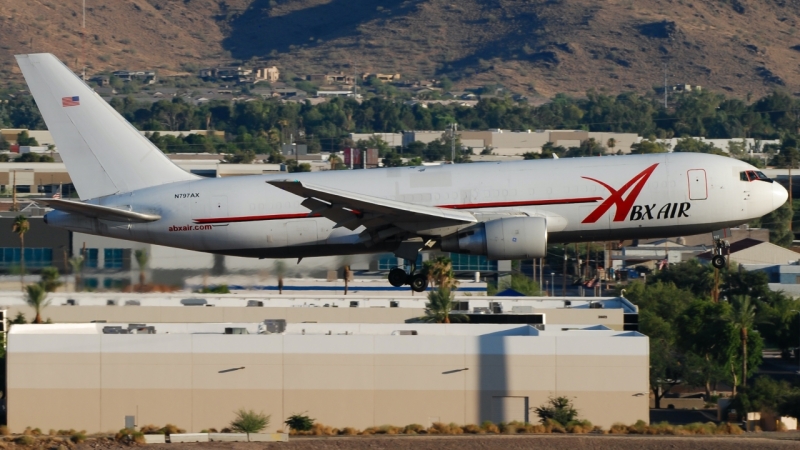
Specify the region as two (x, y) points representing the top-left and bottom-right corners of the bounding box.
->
(190, 197), (601, 224)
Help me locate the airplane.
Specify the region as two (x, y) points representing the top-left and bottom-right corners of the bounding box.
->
(16, 53), (789, 292)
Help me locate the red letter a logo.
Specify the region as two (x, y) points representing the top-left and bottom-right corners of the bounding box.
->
(581, 163), (659, 223)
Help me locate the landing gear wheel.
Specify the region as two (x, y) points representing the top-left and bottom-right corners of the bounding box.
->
(388, 268), (407, 287)
(711, 255), (726, 269)
(409, 273), (429, 293)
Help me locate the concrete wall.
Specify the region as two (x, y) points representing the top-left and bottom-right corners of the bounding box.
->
(7, 326), (649, 433)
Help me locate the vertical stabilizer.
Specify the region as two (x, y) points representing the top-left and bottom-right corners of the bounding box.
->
(15, 53), (196, 200)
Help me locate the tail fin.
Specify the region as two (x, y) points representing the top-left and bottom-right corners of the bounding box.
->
(15, 53), (196, 200)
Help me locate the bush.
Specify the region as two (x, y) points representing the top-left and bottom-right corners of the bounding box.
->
(160, 424), (185, 435)
(462, 424), (483, 434)
(115, 428), (145, 444)
(339, 427), (359, 436)
(534, 396), (579, 425)
(285, 413), (315, 432)
(15, 435), (36, 446)
(230, 408), (270, 433)
(139, 424), (163, 434)
(566, 420), (593, 434)
(609, 423), (628, 434)
(70, 432), (86, 444)
(403, 424), (425, 434)
(480, 421), (499, 434)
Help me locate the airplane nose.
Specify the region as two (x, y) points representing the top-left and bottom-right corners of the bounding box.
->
(774, 182), (789, 208)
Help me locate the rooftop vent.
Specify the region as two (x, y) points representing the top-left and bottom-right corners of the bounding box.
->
(124, 300), (141, 306)
(224, 327), (249, 335)
(259, 319), (286, 334)
(391, 330), (418, 335)
(102, 326), (128, 334)
(247, 300), (264, 307)
(181, 298), (207, 306)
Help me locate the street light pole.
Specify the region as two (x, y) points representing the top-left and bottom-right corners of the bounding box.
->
(550, 272), (555, 297)
(794, 310), (800, 374)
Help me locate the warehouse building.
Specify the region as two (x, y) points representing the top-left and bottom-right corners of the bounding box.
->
(0, 293), (638, 331)
(7, 322), (648, 433)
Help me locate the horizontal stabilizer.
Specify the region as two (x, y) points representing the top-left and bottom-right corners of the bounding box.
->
(39, 199), (161, 223)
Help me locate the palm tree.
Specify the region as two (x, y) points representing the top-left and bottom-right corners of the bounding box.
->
(24, 283), (50, 324)
(69, 255), (84, 292)
(724, 295), (757, 389)
(273, 260), (286, 294)
(134, 249), (149, 291)
(420, 287), (467, 324)
(12, 215), (29, 290)
(423, 256), (458, 290)
(607, 138), (617, 154)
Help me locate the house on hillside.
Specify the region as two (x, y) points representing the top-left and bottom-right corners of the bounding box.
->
(255, 66), (280, 83)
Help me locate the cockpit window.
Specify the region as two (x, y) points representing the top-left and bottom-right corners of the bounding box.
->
(739, 170), (773, 183)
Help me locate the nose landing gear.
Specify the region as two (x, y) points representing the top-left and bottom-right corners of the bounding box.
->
(710, 235), (730, 270)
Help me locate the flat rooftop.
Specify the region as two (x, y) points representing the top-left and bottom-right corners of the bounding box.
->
(9, 322), (640, 337)
(0, 293), (638, 313)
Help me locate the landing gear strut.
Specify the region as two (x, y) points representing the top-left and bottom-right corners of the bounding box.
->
(711, 237), (729, 270)
(387, 264), (429, 293)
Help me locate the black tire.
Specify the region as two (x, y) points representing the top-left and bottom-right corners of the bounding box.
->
(388, 268), (407, 287)
(711, 255), (726, 269)
(409, 273), (429, 292)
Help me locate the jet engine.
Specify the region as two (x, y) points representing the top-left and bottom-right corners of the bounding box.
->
(440, 217), (547, 260)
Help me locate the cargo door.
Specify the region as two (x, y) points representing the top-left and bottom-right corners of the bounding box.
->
(687, 170), (708, 200)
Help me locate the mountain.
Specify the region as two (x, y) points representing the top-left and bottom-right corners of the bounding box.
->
(2, 0), (800, 98)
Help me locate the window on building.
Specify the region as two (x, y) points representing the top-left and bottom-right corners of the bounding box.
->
(0, 248), (53, 268)
(104, 249), (124, 269)
(84, 249), (99, 268)
(450, 253), (498, 272)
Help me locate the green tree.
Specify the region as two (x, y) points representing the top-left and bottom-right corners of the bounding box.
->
(69, 255), (84, 292)
(15, 130), (39, 146)
(11, 215), (29, 290)
(533, 396), (579, 425)
(24, 283), (50, 324)
(39, 266), (61, 293)
(423, 256), (458, 290)
(497, 273), (542, 296)
(724, 295), (760, 390)
(229, 409), (270, 433)
(630, 139), (668, 154)
(420, 288), (467, 324)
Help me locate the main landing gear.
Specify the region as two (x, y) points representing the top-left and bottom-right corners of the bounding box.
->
(388, 238), (431, 292)
(388, 265), (428, 292)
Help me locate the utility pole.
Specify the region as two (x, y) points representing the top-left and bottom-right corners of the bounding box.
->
(450, 123), (458, 162)
(562, 247), (567, 297)
(82, 0), (86, 80)
(663, 63), (668, 109)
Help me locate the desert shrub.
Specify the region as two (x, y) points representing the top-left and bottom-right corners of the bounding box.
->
(160, 424), (185, 435)
(70, 432), (86, 444)
(682, 422), (716, 435)
(220, 428), (233, 433)
(479, 420), (499, 434)
(646, 422), (675, 435)
(718, 422), (742, 434)
(339, 427), (358, 436)
(609, 423), (629, 434)
(0, 426), (9, 436)
(525, 423), (547, 433)
(462, 424), (483, 434)
(376, 425), (402, 435)
(566, 420), (592, 434)
(230, 409), (270, 433)
(534, 396), (579, 426)
(15, 435), (36, 446)
(448, 423), (463, 435)
(114, 428), (145, 444)
(592, 425), (606, 434)
(285, 413), (315, 432)
(139, 425), (163, 434)
(502, 421), (526, 434)
(308, 423), (336, 436)
(627, 419), (648, 434)
(55, 429), (76, 436)
(403, 424), (425, 434)
(545, 419), (565, 433)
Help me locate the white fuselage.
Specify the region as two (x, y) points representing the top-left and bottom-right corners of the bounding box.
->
(45, 152), (787, 259)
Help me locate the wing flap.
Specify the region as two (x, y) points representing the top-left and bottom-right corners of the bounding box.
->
(39, 199), (161, 223)
(268, 179), (476, 230)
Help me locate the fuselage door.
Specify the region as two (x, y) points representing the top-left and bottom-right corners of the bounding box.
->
(687, 169), (708, 200)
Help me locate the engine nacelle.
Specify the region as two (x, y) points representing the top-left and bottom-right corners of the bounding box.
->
(440, 217), (547, 260)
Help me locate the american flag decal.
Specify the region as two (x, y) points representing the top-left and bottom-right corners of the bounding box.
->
(62, 96), (80, 107)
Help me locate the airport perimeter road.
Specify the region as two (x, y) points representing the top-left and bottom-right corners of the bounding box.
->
(131, 434), (800, 450)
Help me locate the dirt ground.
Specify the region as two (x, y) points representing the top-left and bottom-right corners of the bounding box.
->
(77, 434), (800, 450)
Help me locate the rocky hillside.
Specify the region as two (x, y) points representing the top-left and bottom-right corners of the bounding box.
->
(2, 0), (800, 98)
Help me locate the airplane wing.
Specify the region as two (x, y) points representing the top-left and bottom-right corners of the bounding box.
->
(38, 199), (161, 223)
(267, 180), (477, 234)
